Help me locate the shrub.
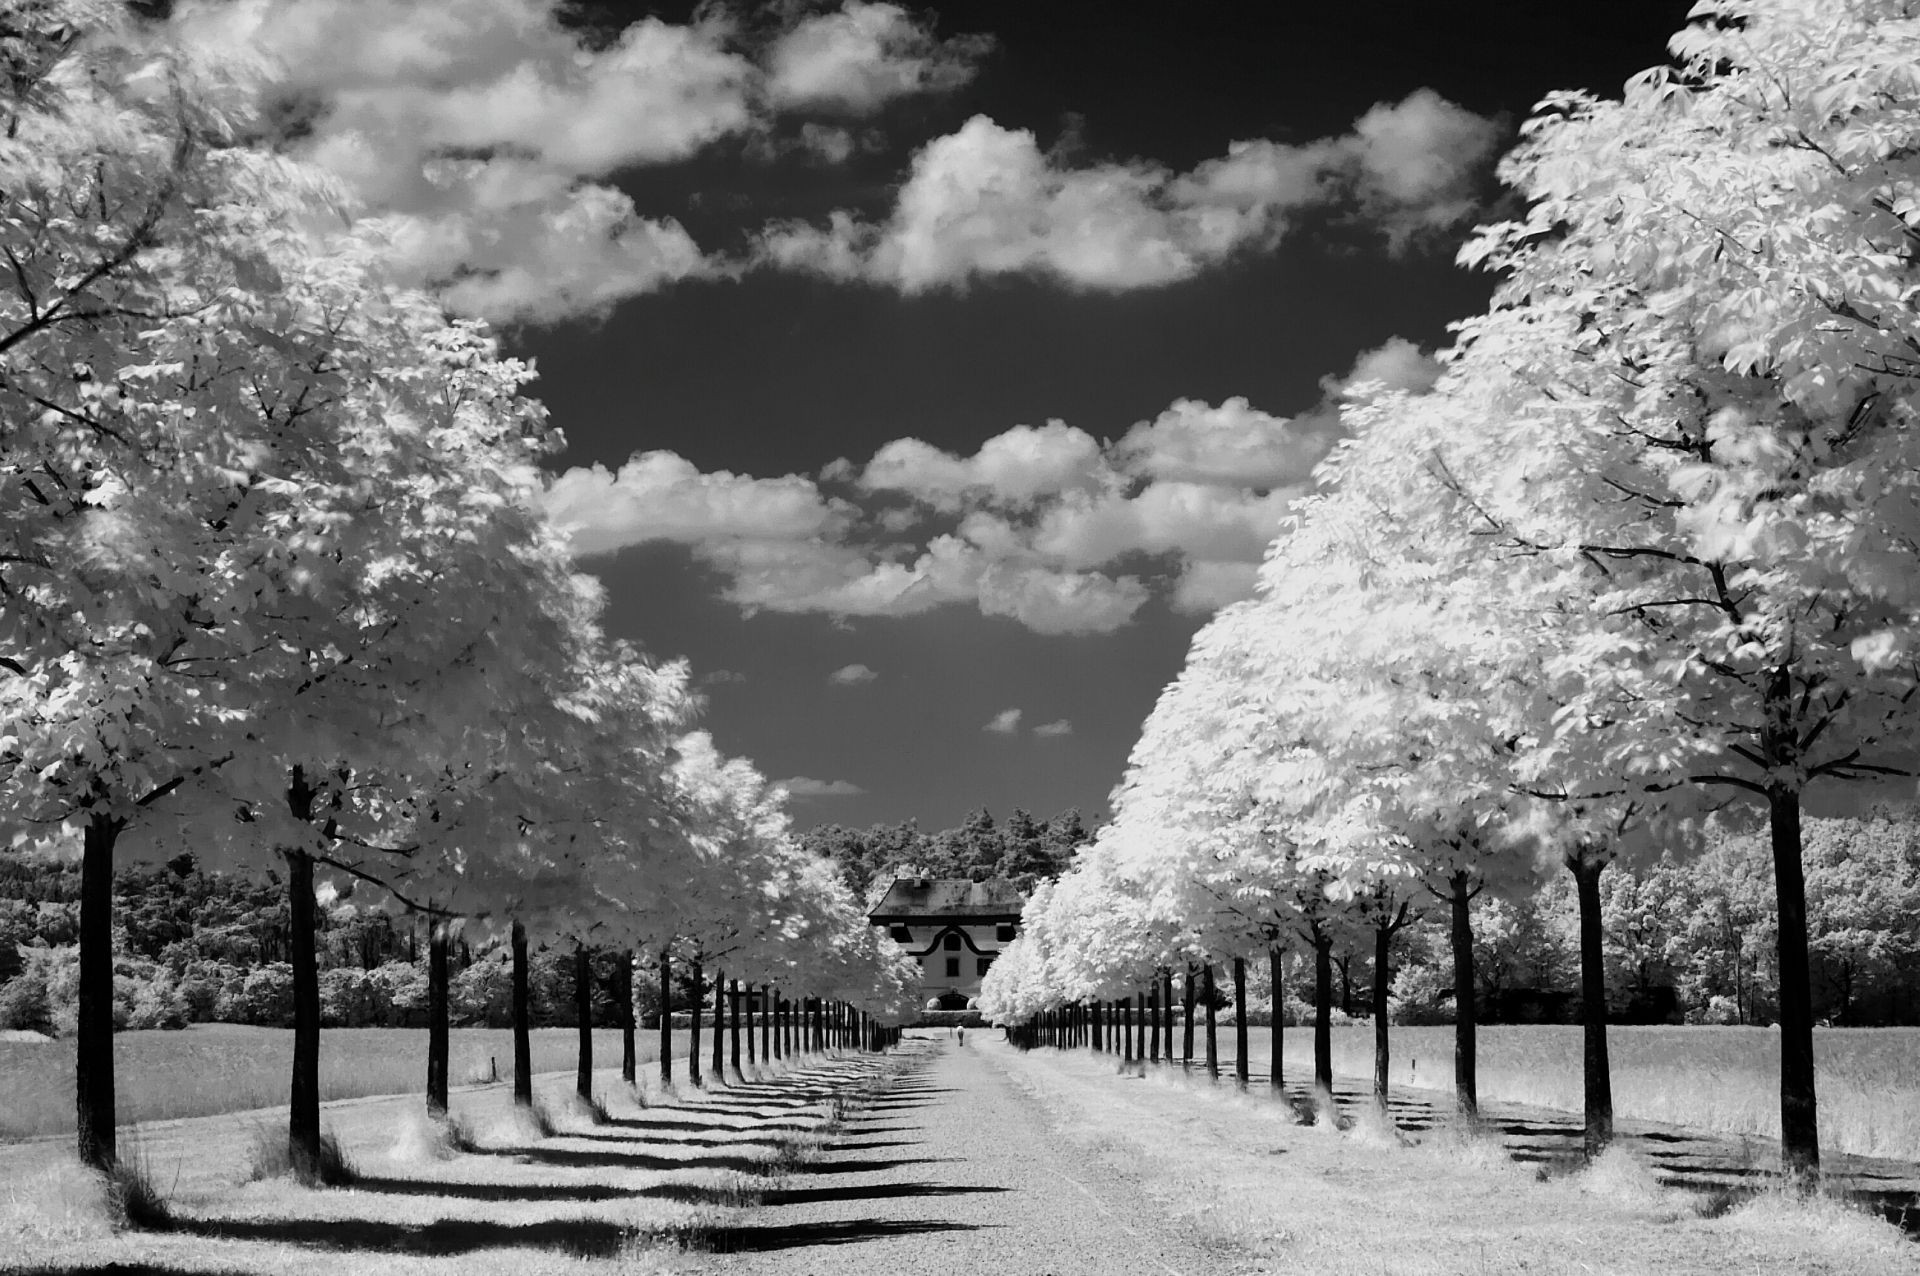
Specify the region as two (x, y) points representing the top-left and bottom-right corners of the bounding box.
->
(123, 976), (189, 1031)
(451, 950), (512, 1027)
(367, 960), (428, 1027)
(1390, 965), (1456, 1026)
(0, 967), (55, 1035)
(217, 963), (295, 1026)
(318, 967), (382, 1027)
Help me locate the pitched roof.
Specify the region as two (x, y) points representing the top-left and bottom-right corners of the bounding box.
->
(868, 877), (1027, 920)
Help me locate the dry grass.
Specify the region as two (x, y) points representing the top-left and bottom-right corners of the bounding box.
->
(0, 1025), (693, 1140)
(998, 1041), (1918, 1275)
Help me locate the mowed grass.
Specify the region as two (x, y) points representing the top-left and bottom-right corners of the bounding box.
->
(1175, 1023), (1920, 1162)
(0, 1025), (694, 1140)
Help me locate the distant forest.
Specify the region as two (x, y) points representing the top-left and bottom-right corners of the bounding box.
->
(4, 806), (1918, 1034)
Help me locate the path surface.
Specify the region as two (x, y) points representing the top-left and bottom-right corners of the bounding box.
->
(706, 1036), (1191, 1275)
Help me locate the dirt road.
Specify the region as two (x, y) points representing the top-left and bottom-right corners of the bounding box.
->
(706, 1036), (1193, 1276)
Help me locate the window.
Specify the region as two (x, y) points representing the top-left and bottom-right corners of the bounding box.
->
(889, 926), (912, 943)
(945, 958), (960, 977)
(977, 957), (993, 976)
(996, 924), (1016, 942)
(943, 933), (961, 951)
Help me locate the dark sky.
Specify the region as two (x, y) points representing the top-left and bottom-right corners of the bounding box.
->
(512, 0), (1696, 831)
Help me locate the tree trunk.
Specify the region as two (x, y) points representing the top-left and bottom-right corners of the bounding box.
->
(688, 960), (703, 1087)
(1202, 964), (1219, 1079)
(659, 951), (673, 1087)
(1571, 852), (1614, 1157)
(710, 969), (725, 1083)
(574, 943), (593, 1103)
(75, 811), (121, 1172)
(1338, 953), (1354, 1016)
(512, 921), (532, 1106)
(1148, 983), (1160, 1062)
(1120, 998), (1132, 1062)
(1161, 970), (1174, 1059)
(427, 920), (450, 1115)
(1268, 946), (1283, 1091)
(1769, 782), (1819, 1176)
(1233, 957), (1249, 1087)
(745, 981), (757, 1067)
(1372, 920), (1392, 1111)
(1183, 968), (1196, 1064)
(762, 986), (772, 1062)
(286, 844), (322, 1184)
(772, 991), (784, 1060)
(730, 979), (743, 1076)
(620, 950), (636, 1086)
(1313, 927), (1333, 1095)
(1448, 870), (1478, 1119)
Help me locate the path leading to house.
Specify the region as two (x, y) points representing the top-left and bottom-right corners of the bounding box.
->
(702, 1035), (1191, 1276)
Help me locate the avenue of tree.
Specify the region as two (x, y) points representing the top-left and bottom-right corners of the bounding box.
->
(982, 0), (1920, 1180)
(0, 1), (916, 1183)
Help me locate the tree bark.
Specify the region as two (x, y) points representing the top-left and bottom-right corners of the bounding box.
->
(1571, 852), (1614, 1157)
(1147, 982), (1160, 1062)
(286, 844), (322, 1184)
(1268, 946), (1283, 1091)
(620, 950), (636, 1086)
(1770, 782), (1820, 1177)
(1183, 968), (1196, 1064)
(574, 943), (593, 1103)
(1202, 964), (1219, 1079)
(1448, 870), (1479, 1119)
(511, 921), (532, 1106)
(427, 920), (450, 1115)
(1120, 998), (1132, 1062)
(75, 811), (121, 1172)
(688, 960), (703, 1087)
(1161, 970), (1174, 1060)
(1372, 919), (1392, 1111)
(659, 951), (673, 1087)
(762, 986), (772, 1062)
(710, 969), (725, 1083)
(730, 979), (743, 1076)
(744, 981), (757, 1067)
(1233, 957), (1249, 1087)
(1313, 926), (1333, 1095)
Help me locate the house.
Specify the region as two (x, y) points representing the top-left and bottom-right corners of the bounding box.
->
(868, 877), (1027, 1010)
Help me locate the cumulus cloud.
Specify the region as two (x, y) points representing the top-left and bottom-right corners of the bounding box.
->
(828, 663), (879, 685)
(777, 776), (867, 798)
(759, 92), (1500, 291)
(983, 708), (1023, 734)
(167, 0), (989, 323)
(544, 337), (1441, 631)
(1033, 719), (1073, 738)
(767, 2), (992, 113)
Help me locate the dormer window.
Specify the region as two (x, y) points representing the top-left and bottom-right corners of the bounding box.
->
(943, 933), (961, 951)
(997, 924), (1016, 942)
(890, 926), (912, 943)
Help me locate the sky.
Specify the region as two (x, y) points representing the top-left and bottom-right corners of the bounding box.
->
(177, 0), (1698, 830)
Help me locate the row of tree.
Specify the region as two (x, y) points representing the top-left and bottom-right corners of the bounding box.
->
(0, 2), (914, 1182)
(799, 806), (1093, 901)
(982, 0), (1920, 1177)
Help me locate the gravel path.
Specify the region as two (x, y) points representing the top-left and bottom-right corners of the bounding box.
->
(707, 1035), (1195, 1276)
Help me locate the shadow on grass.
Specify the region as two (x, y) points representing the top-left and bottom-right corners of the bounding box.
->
(642, 1180), (1005, 1208)
(182, 1214), (640, 1257)
(682, 1218), (990, 1253)
(350, 1175), (644, 1203)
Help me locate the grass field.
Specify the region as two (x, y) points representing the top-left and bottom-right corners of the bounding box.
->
(1162, 1023), (1920, 1162)
(0, 1025), (694, 1140)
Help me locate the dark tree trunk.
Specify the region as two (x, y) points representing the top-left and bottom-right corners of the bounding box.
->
(1161, 970), (1174, 1058)
(1183, 968), (1196, 1064)
(659, 951), (673, 1087)
(574, 944), (593, 1103)
(1571, 853), (1614, 1157)
(1448, 870), (1478, 1118)
(512, 921), (532, 1106)
(1373, 919), (1392, 1111)
(1338, 953), (1354, 1016)
(1120, 998), (1133, 1062)
(427, 920), (450, 1115)
(287, 844), (322, 1184)
(730, 979), (742, 1076)
(1233, 957), (1249, 1087)
(745, 981), (757, 1067)
(620, 950), (636, 1086)
(1148, 983), (1160, 1062)
(762, 987), (772, 1062)
(688, 960), (704, 1087)
(1268, 946), (1283, 1090)
(75, 812), (121, 1172)
(1202, 964), (1219, 1079)
(1313, 927), (1333, 1095)
(1769, 782), (1819, 1176)
(710, 969), (725, 1083)
(772, 992), (784, 1060)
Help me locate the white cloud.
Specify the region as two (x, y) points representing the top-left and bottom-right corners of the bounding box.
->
(1033, 719), (1073, 738)
(766, 2), (991, 113)
(983, 708), (1023, 734)
(167, 0), (988, 324)
(777, 776), (867, 799)
(758, 92), (1500, 291)
(828, 663), (878, 685)
(545, 337), (1441, 631)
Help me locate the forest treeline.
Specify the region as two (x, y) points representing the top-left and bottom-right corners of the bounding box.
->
(6, 805), (1916, 1037)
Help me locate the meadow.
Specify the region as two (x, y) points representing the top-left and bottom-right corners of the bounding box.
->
(1176, 1024), (1920, 1162)
(0, 1025), (693, 1140)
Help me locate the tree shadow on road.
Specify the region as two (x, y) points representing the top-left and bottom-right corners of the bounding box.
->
(682, 1217), (992, 1253)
